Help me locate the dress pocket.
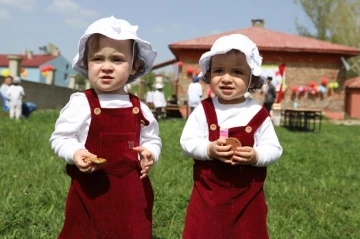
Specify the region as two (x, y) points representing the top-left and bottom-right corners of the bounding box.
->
(207, 164), (252, 190)
(100, 133), (139, 177)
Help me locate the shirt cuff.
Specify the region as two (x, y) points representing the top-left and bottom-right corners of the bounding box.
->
(201, 140), (213, 160)
(64, 143), (87, 164)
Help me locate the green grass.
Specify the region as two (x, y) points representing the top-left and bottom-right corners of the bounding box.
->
(0, 111), (360, 238)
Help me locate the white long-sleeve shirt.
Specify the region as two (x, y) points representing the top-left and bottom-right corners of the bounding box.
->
(6, 85), (25, 106)
(50, 92), (162, 165)
(0, 84), (10, 107)
(180, 97), (282, 167)
(187, 82), (203, 107)
(153, 90), (166, 108)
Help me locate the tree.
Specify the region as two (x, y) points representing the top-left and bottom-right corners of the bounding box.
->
(294, 0), (337, 40)
(144, 71), (156, 88)
(294, 0), (360, 75)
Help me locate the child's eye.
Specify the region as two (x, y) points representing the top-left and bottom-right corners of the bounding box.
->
(213, 69), (222, 73)
(234, 70), (242, 75)
(112, 58), (124, 63)
(91, 57), (103, 62)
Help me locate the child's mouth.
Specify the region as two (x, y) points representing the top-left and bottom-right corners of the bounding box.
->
(220, 86), (233, 94)
(101, 75), (114, 79)
(100, 75), (114, 83)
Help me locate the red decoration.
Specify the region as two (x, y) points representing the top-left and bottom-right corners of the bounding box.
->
(177, 61), (184, 67)
(309, 81), (316, 87)
(276, 63), (286, 103)
(186, 66), (194, 74)
(291, 86), (298, 94)
(278, 64), (286, 77)
(40, 65), (54, 72)
(321, 77), (328, 85)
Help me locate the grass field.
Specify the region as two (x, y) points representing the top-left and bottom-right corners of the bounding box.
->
(0, 110), (360, 239)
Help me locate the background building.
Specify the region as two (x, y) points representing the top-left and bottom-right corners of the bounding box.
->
(168, 19), (360, 120)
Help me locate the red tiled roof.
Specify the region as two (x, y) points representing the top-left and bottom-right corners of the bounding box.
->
(345, 76), (360, 88)
(0, 54), (57, 67)
(169, 27), (360, 56)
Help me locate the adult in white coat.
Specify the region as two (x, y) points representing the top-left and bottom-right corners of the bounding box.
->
(187, 76), (203, 113)
(153, 83), (166, 120)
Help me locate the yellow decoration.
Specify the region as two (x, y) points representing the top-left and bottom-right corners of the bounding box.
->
(42, 71), (48, 77)
(1, 69), (9, 77)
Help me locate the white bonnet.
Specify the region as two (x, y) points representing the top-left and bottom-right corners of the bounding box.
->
(72, 16), (157, 84)
(13, 76), (21, 84)
(198, 34), (263, 79)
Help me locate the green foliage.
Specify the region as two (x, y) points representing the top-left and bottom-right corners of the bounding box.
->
(75, 73), (87, 90)
(294, 0), (360, 75)
(1, 112), (360, 238)
(144, 71), (156, 88)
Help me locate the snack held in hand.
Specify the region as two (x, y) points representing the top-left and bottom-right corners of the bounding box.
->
(84, 157), (107, 165)
(225, 137), (242, 151)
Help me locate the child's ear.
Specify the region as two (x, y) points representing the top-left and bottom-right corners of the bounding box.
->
(130, 59), (140, 75)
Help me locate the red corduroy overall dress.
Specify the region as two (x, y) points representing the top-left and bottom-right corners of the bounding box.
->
(183, 98), (270, 239)
(58, 89), (154, 239)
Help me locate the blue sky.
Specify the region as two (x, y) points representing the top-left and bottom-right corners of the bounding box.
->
(0, 0), (314, 66)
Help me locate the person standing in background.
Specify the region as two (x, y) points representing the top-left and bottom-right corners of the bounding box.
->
(263, 76), (276, 114)
(153, 83), (166, 120)
(0, 75), (13, 115)
(6, 76), (25, 120)
(145, 85), (154, 110)
(187, 76), (203, 113)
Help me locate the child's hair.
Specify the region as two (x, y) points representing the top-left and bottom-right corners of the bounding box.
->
(79, 33), (146, 81)
(201, 49), (265, 93)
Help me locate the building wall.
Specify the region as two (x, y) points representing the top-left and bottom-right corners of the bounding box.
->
(0, 66), (40, 82)
(1, 55), (76, 88)
(21, 80), (77, 109)
(40, 56), (76, 87)
(175, 50), (348, 119)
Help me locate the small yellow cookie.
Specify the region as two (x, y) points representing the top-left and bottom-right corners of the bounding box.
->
(84, 157), (107, 165)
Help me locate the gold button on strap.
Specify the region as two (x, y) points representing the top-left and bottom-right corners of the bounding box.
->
(245, 126), (252, 133)
(132, 107), (139, 114)
(94, 108), (101, 115)
(210, 124), (217, 131)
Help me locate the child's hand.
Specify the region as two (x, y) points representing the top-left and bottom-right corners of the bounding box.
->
(73, 149), (101, 173)
(231, 146), (259, 166)
(133, 146), (154, 179)
(207, 139), (234, 164)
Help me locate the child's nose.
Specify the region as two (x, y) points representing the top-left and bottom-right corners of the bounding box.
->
(101, 61), (113, 71)
(222, 73), (232, 82)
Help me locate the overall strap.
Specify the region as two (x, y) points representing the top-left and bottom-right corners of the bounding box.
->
(129, 93), (150, 126)
(84, 89), (101, 117)
(201, 98), (219, 141)
(246, 107), (269, 133)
